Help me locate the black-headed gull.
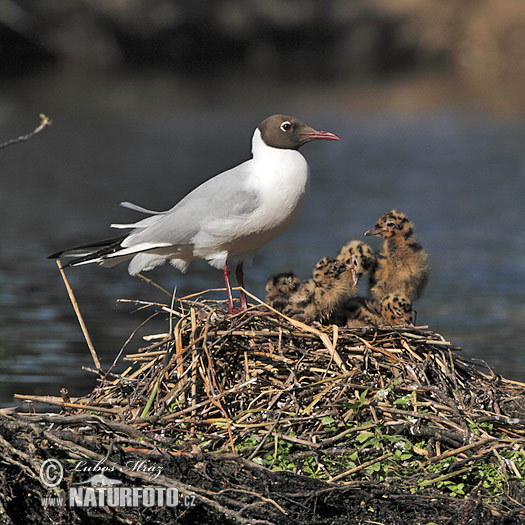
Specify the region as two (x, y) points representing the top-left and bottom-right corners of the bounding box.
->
(50, 114), (340, 313)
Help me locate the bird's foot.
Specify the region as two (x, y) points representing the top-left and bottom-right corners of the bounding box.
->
(227, 303), (248, 315)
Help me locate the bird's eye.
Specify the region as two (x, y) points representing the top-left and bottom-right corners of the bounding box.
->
(280, 121), (292, 132)
(386, 221), (395, 228)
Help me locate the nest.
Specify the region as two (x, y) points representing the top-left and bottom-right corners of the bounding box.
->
(4, 289), (525, 524)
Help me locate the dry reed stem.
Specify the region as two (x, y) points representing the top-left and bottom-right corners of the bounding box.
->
(135, 272), (172, 297)
(13, 394), (120, 414)
(55, 259), (102, 372)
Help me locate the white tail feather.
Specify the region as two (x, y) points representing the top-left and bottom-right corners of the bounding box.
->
(120, 201), (164, 215)
(103, 242), (173, 259)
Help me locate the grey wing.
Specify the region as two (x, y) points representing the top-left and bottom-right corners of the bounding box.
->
(121, 162), (260, 248)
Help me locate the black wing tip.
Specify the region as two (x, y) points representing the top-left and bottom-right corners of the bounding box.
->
(47, 234), (127, 262)
(46, 250), (82, 268)
(48, 250), (99, 269)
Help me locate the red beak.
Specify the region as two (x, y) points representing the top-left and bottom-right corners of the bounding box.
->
(306, 129), (341, 141)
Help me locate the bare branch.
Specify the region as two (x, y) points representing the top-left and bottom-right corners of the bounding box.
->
(0, 113), (52, 150)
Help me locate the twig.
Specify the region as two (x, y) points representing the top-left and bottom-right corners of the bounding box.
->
(329, 452), (394, 482)
(13, 394), (120, 415)
(418, 466), (473, 487)
(105, 311), (159, 378)
(248, 413), (282, 460)
(429, 437), (494, 463)
(135, 272), (172, 297)
(0, 114), (52, 150)
(56, 259), (102, 372)
(215, 487), (288, 515)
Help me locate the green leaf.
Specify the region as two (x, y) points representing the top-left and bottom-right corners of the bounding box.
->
(357, 431), (375, 443)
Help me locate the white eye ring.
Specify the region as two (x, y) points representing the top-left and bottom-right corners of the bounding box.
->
(280, 121), (292, 132)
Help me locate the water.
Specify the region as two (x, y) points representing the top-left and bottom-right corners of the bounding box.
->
(1, 71), (524, 405)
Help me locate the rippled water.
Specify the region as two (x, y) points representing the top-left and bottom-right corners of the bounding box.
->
(1, 72), (524, 405)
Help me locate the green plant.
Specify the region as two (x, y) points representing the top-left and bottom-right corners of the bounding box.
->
(345, 389), (368, 414)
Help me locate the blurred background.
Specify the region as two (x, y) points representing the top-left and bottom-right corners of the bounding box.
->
(1, 0), (524, 405)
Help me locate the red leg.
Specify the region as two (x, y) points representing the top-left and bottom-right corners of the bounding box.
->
(235, 262), (248, 311)
(222, 261), (236, 313)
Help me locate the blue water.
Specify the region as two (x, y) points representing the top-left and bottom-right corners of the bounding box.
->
(0, 72), (523, 405)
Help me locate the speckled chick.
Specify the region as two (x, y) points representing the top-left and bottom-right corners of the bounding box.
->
(344, 297), (384, 327)
(265, 272), (300, 311)
(283, 257), (356, 324)
(336, 240), (375, 282)
(366, 210), (429, 302)
(344, 293), (414, 327)
(380, 293), (414, 326)
(331, 240), (376, 324)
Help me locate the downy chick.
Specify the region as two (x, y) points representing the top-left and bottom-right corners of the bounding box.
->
(344, 297), (383, 327)
(283, 257), (355, 324)
(380, 293), (414, 326)
(265, 272), (300, 311)
(344, 293), (413, 327)
(336, 240), (375, 282)
(331, 240), (375, 325)
(366, 210), (429, 302)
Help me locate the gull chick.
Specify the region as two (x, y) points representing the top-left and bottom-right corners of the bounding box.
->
(344, 293), (413, 327)
(365, 210), (428, 303)
(380, 293), (414, 326)
(265, 272), (300, 312)
(283, 257), (355, 324)
(49, 114), (340, 313)
(331, 240), (375, 324)
(336, 240), (375, 284)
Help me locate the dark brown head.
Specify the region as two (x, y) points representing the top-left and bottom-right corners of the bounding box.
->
(258, 114), (340, 150)
(380, 294), (414, 325)
(266, 272), (300, 296)
(336, 240), (375, 281)
(365, 210), (415, 240)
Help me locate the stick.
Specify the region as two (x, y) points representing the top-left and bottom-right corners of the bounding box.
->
(215, 487), (288, 515)
(56, 259), (102, 372)
(13, 394), (119, 415)
(429, 437), (494, 463)
(330, 451), (394, 482)
(418, 465), (473, 487)
(248, 413), (282, 460)
(135, 272), (172, 297)
(0, 114), (52, 150)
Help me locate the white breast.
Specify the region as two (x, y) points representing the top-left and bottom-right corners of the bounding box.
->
(249, 129), (310, 229)
(196, 129), (311, 266)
